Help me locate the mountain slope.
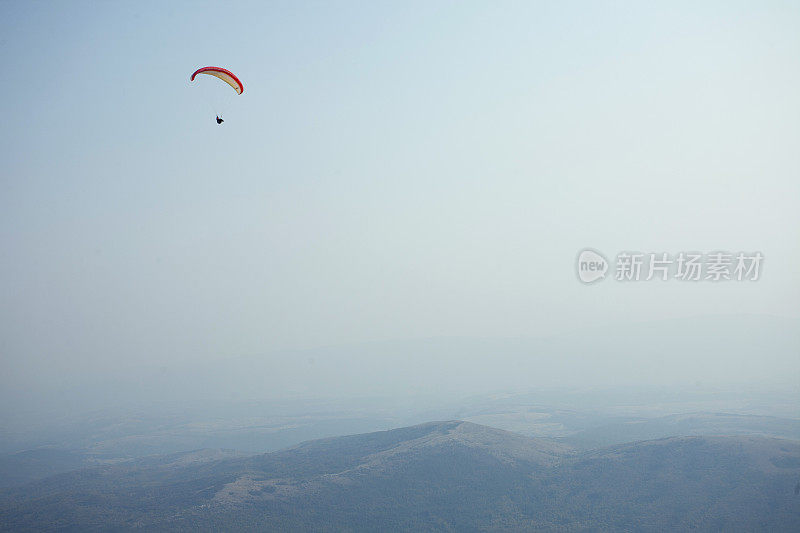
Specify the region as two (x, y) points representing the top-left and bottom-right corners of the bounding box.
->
(1, 422), (799, 531)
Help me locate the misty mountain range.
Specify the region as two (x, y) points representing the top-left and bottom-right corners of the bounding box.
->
(1, 317), (797, 530)
(1, 421), (799, 531)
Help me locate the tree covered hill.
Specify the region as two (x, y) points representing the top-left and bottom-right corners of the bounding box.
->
(1, 421), (798, 531)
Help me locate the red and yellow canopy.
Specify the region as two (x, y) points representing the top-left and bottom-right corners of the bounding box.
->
(190, 66), (244, 95)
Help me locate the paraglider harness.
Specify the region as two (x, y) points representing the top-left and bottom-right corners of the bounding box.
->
(216, 116), (224, 125)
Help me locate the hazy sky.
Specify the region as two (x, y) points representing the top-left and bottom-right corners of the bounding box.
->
(1, 2), (799, 405)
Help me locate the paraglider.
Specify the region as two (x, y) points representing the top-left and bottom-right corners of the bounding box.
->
(190, 66), (243, 124)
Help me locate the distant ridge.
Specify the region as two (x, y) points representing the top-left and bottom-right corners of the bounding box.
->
(2, 420), (799, 531)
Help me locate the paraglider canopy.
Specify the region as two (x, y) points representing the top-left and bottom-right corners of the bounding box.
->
(190, 66), (244, 95)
